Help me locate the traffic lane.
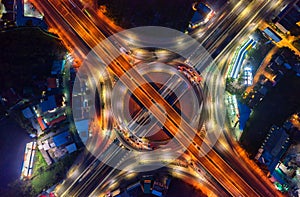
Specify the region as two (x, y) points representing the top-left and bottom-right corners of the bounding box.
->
(63, 143), (122, 196)
(213, 141), (277, 197)
(58, 8), (268, 197)
(187, 144), (252, 196)
(29, 0), (89, 59)
(35, 0), (282, 195)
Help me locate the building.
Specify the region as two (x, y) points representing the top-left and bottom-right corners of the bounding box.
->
(258, 125), (291, 174)
(52, 131), (73, 147)
(51, 60), (65, 75)
(22, 107), (34, 119)
(34, 95), (57, 116)
(39, 95), (57, 113)
(152, 182), (164, 197)
(37, 143), (53, 165)
(293, 64), (300, 77)
(46, 115), (66, 128)
(283, 121), (293, 131)
(16, 0), (47, 28)
(72, 76), (91, 121)
(37, 130), (76, 165)
(255, 115), (300, 194)
(37, 117), (47, 131)
(273, 1), (300, 36)
(196, 2), (211, 16)
(263, 27), (282, 43)
(142, 179), (152, 194)
(189, 3), (214, 29)
(21, 141), (37, 179)
(258, 86), (268, 96)
(42, 140), (51, 151)
(47, 77), (59, 89)
(190, 12), (204, 28)
(152, 189), (163, 197)
(275, 56), (284, 66)
(126, 182), (141, 193)
(66, 143), (77, 154)
(141, 175), (154, 194)
(75, 119), (89, 144)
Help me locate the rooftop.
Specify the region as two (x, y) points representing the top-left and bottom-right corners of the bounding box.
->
(38, 95), (57, 113)
(52, 131), (72, 147)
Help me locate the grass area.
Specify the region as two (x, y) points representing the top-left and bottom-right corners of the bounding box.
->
(6, 150), (80, 196)
(240, 70), (300, 156)
(32, 150), (47, 178)
(29, 151), (80, 195)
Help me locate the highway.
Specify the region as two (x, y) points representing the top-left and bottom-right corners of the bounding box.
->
(30, 1), (206, 195)
(29, 0), (285, 196)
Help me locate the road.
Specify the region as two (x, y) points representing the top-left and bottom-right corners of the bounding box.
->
(29, 0), (285, 196)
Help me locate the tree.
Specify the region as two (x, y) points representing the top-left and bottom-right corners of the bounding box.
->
(7, 179), (32, 197)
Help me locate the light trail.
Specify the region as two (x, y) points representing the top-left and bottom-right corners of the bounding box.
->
(29, 0), (285, 196)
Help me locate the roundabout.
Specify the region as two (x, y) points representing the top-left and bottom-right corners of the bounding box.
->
(112, 59), (206, 152)
(72, 26), (225, 174)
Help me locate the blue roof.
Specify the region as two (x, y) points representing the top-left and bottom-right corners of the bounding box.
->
(16, 0), (48, 29)
(260, 151), (280, 173)
(152, 190), (162, 197)
(143, 182), (151, 194)
(259, 127), (291, 173)
(272, 169), (287, 185)
(197, 3), (211, 14)
(191, 12), (204, 24)
(75, 119), (89, 144)
(51, 60), (66, 75)
(265, 128), (289, 156)
(263, 28), (282, 43)
(237, 101), (251, 130)
(53, 131), (72, 147)
(66, 143), (77, 153)
(22, 107), (34, 119)
(127, 182), (140, 191)
(39, 95), (57, 113)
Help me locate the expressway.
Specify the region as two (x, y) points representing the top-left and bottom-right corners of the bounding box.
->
(28, 0), (211, 195)
(29, 0), (284, 196)
(57, 1), (264, 195)
(34, 0), (276, 195)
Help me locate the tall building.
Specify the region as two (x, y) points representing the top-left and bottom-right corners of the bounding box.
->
(258, 125), (291, 174)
